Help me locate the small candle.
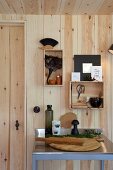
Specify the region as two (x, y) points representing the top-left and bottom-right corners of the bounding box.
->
(56, 75), (62, 85)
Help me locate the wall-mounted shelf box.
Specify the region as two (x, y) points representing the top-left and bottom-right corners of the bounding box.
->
(69, 81), (104, 109)
(44, 49), (63, 86)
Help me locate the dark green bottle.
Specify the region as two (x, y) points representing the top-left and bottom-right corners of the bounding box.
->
(45, 105), (53, 136)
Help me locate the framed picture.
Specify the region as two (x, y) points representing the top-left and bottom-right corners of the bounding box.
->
(91, 66), (102, 81)
(74, 55), (101, 81)
(82, 63), (92, 73)
(71, 72), (80, 81)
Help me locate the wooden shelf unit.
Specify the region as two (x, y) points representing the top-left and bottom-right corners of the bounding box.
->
(69, 81), (104, 109)
(44, 49), (63, 86)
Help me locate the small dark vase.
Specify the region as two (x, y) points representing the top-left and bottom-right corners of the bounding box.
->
(89, 97), (102, 108)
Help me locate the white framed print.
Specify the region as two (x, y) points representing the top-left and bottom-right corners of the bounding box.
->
(91, 66), (102, 81)
(82, 63), (92, 73)
(71, 72), (80, 81)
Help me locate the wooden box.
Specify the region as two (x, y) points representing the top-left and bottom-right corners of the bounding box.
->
(44, 49), (63, 86)
(69, 81), (104, 109)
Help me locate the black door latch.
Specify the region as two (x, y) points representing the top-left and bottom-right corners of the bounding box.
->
(15, 120), (19, 130)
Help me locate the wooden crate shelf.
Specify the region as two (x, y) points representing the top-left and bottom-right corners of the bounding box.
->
(69, 81), (104, 109)
(44, 49), (63, 86)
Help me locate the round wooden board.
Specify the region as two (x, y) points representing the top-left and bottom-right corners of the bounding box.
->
(60, 112), (77, 128)
(50, 139), (101, 151)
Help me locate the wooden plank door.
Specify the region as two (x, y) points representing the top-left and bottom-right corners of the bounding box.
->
(0, 25), (25, 170)
(0, 25), (10, 170)
(9, 26), (25, 170)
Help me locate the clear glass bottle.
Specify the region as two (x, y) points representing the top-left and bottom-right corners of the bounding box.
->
(45, 105), (53, 136)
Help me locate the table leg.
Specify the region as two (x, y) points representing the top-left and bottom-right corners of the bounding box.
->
(32, 156), (37, 170)
(66, 160), (73, 170)
(101, 160), (104, 170)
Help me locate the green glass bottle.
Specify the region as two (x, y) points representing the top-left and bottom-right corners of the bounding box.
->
(45, 105), (53, 136)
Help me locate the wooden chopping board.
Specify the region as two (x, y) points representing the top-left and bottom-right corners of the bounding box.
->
(60, 112), (77, 128)
(50, 138), (101, 151)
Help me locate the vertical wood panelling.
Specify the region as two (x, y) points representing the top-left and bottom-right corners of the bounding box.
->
(60, 16), (69, 170)
(111, 16), (113, 154)
(81, 15), (95, 54)
(94, 16), (99, 54)
(76, 15), (82, 54)
(110, 16), (113, 170)
(0, 14), (113, 170)
(0, 23), (25, 170)
(10, 26), (25, 170)
(98, 15), (113, 170)
(43, 15), (61, 47)
(98, 16), (112, 138)
(72, 15), (82, 122)
(26, 14), (113, 170)
(0, 26), (10, 170)
(26, 15), (44, 170)
(72, 15), (100, 170)
(64, 15), (73, 111)
(60, 15), (66, 116)
(43, 15), (62, 122)
(64, 15), (73, 170)
(43, 15), (61, 170)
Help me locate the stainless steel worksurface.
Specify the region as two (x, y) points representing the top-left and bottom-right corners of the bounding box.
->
(32, 136), (113, 170)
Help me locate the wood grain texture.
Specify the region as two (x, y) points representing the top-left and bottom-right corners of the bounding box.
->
(10, 26), (25, 170)
(111, 17), (113, 169)
(64, 15), (73, 170)
(1, 0), (113, 15)
(64, 15), (73, 112)
(43, 15), (61, 170)
(60, 112), (77, 128)
(0, 14), (113, 170)
(43, 15), (61, 121)
(50, 139), (101, 151)
(60, 15), (67, 115)
(0, 23), (25, 170)
(98, 16), (112, 138)
(97, 16), (113, 170)
(66, 160), (73, 170)
(25, 15), (44, 170)
(0, 25), (10, 170)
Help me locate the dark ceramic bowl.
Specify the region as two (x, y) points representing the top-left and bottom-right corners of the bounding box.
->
(89, 97), (102, 108)
(40, 38), (58, 47)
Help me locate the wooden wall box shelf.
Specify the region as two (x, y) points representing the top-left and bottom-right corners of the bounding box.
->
(44, 49), (63, 86)
(69, 81), (104, 109)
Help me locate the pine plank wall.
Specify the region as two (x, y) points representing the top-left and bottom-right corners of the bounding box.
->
(0, 14), (113, 170)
